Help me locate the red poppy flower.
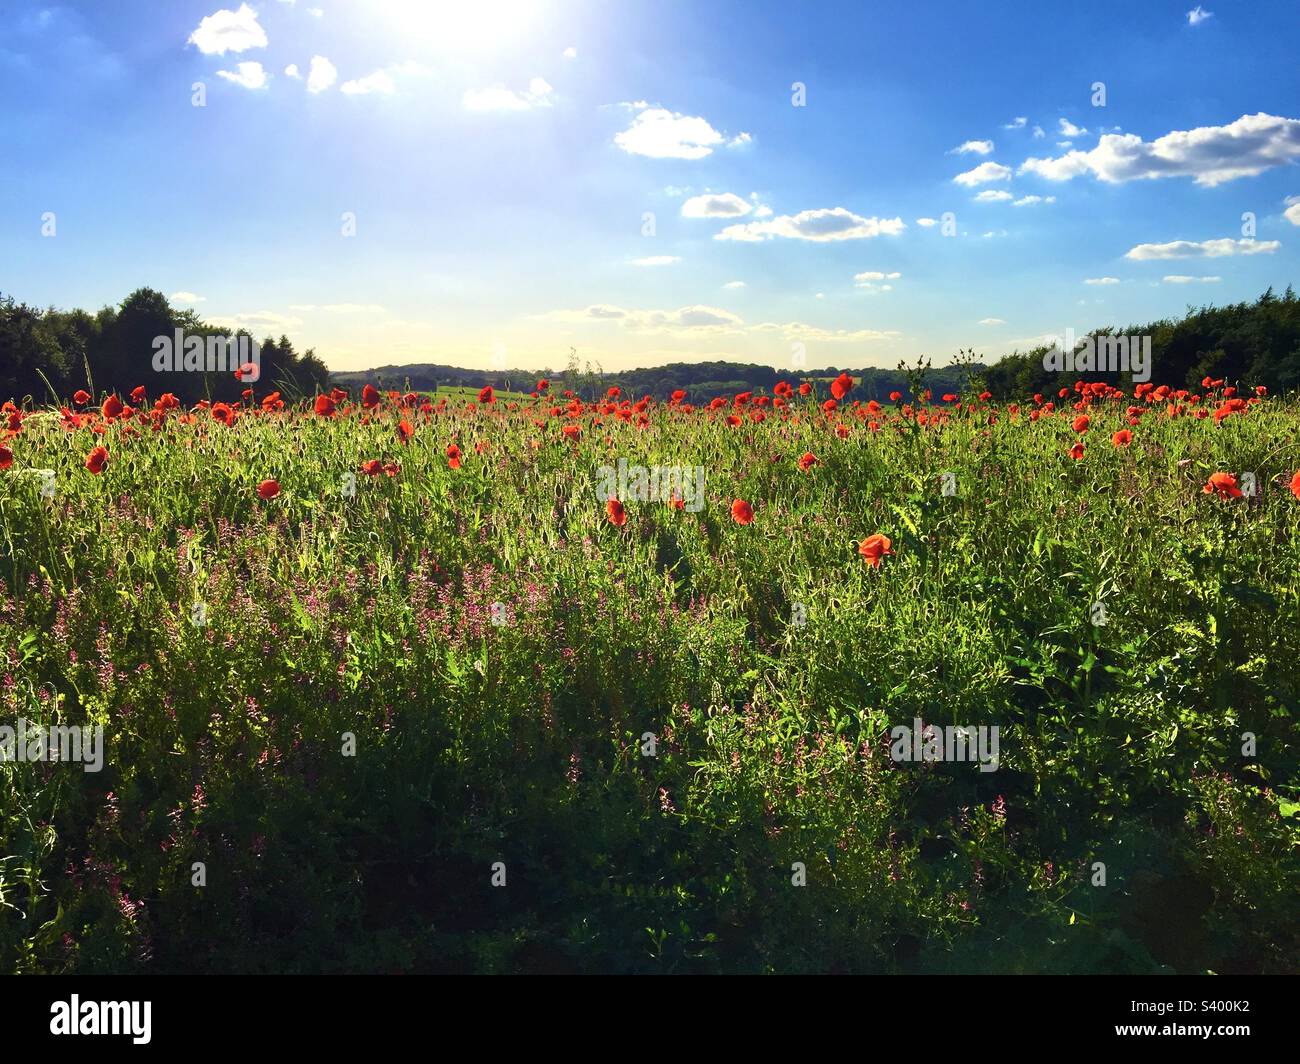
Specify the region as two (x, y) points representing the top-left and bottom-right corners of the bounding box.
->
(130, 386), (147, 404)
(1203, 472), (1243, 499)
(73, 389), (91, 406)
(361, 384), (381, 409)
(798, 382), (811, 396)
(1291, 471), (1300, 501)
(478, 386), (494, 404)
(101, 396), (123, 420)
(397, 419), (413, 445)
(889, 391), (902, 402)
(314, 394), (336, 417)
(562, 424), (580, 441)
(446, 443), (462, 469)
(360, 459), (383, 476)
(1072, 414), (1090, 433)
(84, 445), (108, 474)
(606, 498), (627, 526)
(1111, 429), (1132, 447)
(798, 452), (819, 471)
(731, 499), (754, 525)
(671, 389), (687, 403)
(0, 445), (12, 470)
(858, 533), (893, 568)
(831, 372), (854, 401)
(1069, 442), (1085, 460)
(257, 479), (280, 500)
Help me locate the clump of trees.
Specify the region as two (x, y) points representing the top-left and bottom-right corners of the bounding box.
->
(0, 287), (330, 406)
(982, 287), (1300, 397)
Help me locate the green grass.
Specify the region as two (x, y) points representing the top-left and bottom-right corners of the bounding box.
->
(0, 385), (1296, 973)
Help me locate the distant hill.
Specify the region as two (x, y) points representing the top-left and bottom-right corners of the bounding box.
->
(330, 289), (1300, 402)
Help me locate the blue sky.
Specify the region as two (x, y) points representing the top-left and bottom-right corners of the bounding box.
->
(4, 0), (1299, 373)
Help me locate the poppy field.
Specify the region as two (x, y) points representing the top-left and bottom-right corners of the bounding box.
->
(0, 374), (1297, 974)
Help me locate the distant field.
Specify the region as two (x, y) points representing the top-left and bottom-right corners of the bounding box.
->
(433, 385), (533, 402)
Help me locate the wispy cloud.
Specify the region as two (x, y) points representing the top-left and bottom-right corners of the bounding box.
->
(954, 161), (1012, 186)
(464, 77), (553, 111)
(216, 61), (268, 89)
(1125, 237), (1280, 259)
(681, 192), (752, 218)
(715, 208), (905, 243)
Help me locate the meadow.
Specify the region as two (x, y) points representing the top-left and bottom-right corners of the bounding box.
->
(0, 374), (1296, 974)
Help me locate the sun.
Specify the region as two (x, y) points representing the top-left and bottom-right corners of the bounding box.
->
(373, 0), (543, 51)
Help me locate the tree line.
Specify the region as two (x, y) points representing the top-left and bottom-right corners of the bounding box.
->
(3, 285), (1297, 406)
(0, 287), (329, 406)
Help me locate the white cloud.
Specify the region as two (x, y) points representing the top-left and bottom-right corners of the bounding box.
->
(1162, 275), (1221, 283)
(1125, 237), (1280, 259)
(545, 303), (743, 333)
(854, 271), (902, 283)
(284, 64), (300, 79)
(715, 207), (905, 243)
(681, 192), (752, 218)
(1018, 113), (1300, 187)
(342, 70), (397, 96)
(563, 46), (577, 59)
(723, 280), (746, 289)
(631, 256), (680, 266)
(752, 321), (900, 342)
(728, 132), (753, 149)
(1284, 196), (1300, 226)
(614, 105), (742, 160)
(188, 4), (267, 56)
(216, 61), (268, 89)
(1032, 125), (1045, 139)
(542, 304), (899, 343)
(954, 161), (1012, 186)
(952, 139), (993, 155)
(305, 55), (336, 93)
(169, 292), (206, 304)
(207, 311), (303, 331)
(915, 217), (938, 227)
(974, 190), (1013, 202)
(1012, 194), (1055, 206)
(1059, 117), (1087, 137)
(464, 77), (553, 111)
(979, 318), (1006, 325)
(1187, 6), (1213, 26)
(1003, 116), (1027, 129)
(1084, 277), (1121, 285)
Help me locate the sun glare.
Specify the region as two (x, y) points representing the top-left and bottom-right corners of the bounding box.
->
(375, 0), (543, 51)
